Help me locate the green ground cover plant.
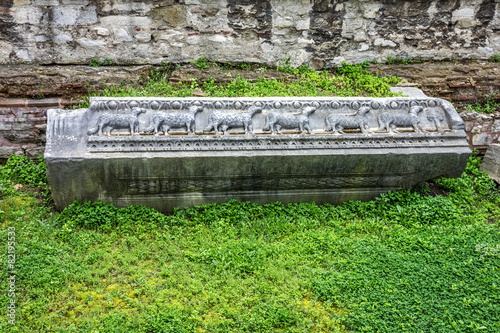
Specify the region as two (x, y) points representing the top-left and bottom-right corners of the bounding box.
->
(465, 94), (500, 114)
(193, 56), (210, 70)
(78, 61), (401, 108)
(1, 153), (499, 332)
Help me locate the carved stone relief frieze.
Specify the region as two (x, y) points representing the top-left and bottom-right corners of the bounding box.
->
(45, 96), (471, 212)
(84, 97), (463, 152)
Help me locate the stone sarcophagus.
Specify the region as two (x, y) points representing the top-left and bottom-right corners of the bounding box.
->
(45, 96), (470, 212)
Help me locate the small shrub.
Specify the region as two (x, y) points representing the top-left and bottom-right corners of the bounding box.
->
(277, 57), (295, 73)
(238, 62), (252, 70)
(193, 56), (210, 70)
(491, 53), (500, 62)
(337, 62), (401, 97)
(465, 94), (500, 114)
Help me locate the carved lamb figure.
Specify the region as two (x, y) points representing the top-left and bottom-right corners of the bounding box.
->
(88, 107), (146, 136)
(427, 111), (446, 133)
(263, 106), (316, 134)
(146, 105), (203, 135)
(204, 106), (262, 134)
(325, 106), (372, 135)
(377, 106), (425, 133)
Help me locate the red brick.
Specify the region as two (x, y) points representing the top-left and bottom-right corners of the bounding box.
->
(452, 97), (477, 101)
(449, 84), (473, 88)
(473, 76), (496, 81)
(222, 31), (231, 35)
(61, 83), (83, 89)
(188, 31), (199, 36)
(422, 84), (445, 87)
(439, 90), (454, 94)
(0, 99), (26, 107)
(446, 76), (468, 81)
(475, 82), (500, 87)
(453, 67), (478, 73)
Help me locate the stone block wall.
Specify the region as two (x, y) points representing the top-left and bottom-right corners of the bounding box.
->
(368, 61), (500, 105)
(0, 98), (55, 159)
(461, 111), (500, 151)
(1, 0), (499, 68)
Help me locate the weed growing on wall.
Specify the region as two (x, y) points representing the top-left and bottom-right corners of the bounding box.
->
(193, 56), (210, 70)
(465, 94), (500, 114)
(491, 53), (500, 62)
(89, 58), (114, 67)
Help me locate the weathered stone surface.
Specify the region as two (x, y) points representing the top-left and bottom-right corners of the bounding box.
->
(473, 133), (494, 146)
(0, 65), (151, 98)
(390, 87), (428, 99)
(481, 144), (500, 183)
(45, 96), (470, 212)
(0, 146), (19, 159)
(1, 0), (498, 66)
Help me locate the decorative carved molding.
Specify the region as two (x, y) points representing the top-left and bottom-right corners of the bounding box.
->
(88, 97), (442, 113)
(87, 132), (466, 153)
